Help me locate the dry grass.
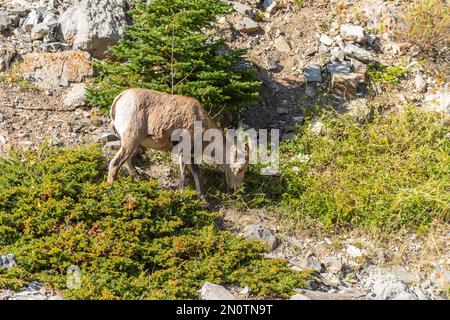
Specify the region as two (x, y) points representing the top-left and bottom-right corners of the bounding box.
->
(397, 0), (449, 66)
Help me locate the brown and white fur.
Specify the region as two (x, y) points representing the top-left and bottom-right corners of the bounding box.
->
(107, 88), (248, 195)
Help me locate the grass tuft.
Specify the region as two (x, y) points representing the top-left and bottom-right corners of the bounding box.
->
(279, 106), (450, 231)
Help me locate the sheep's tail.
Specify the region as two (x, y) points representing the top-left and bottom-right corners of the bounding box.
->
(110, 90), (127, 121)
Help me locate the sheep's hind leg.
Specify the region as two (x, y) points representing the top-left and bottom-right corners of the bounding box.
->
(124, 158), (140, 178)
(107, 138), (139, 184)
(187, 162), (203, 196)
(177, 152), (187, 190)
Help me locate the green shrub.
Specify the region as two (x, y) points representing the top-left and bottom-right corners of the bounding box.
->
(87, 0), (261, 115)
(367, 63), (410, 87)
(0, 145), (308, 299)
(279, 107), (450, 231)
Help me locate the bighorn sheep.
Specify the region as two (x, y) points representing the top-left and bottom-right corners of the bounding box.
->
(107, 88), (249, 195)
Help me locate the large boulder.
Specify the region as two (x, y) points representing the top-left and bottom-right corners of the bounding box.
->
(200, 282), (236, 300)
(18, 50), (94, 88)
(58, 0), (128, 58)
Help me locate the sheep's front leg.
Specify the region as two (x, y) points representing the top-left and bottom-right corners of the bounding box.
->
(178, 153), (187, 189)
(187, 162), (203, 196)
(107, 137), (139, 184)
(124, 158), (140, 178)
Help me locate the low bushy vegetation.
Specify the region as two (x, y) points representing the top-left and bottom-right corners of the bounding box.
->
(0, 145), (310, 299)
(0, 66), (36, 89)
(367, 63), (411, 87)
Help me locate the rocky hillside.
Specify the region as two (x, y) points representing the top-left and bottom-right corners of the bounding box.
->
(0, 0), (449, 300)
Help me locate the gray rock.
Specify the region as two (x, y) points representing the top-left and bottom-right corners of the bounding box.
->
(330, 47), (345, 61)
(236, 17), (259, 33)
(340, 24), (366, 43)
(319, 43), (329, 53)
(321, 272), (341, 287)
(63, 83), (87, 107)
(10, 8), (27, 17)
(305, 254), (323, 273)
(392, 292), (418, 300)
(9, 14), (20, 28)
(367, 34), (377, 46)
(0, 254), (17, 269)
(97, 131), (119, 144)
(430, 267), (450, 290)
(0, 41), (16, 72)
(390, 266), (420, 285)
(346, 245), (362, 257)
(319, 34), (333, 46)
(274, 37), (291, 53)
(331, 73), (359, 98)
(304, 65), (322, 82)
(242, 224), (279, 251)
(304, 46), (318, 56)
(361, 266), (417, 300)
(42, 13), (58, 29)
(58, 0), (127, 58)
(345, 98), (370, 118)
(373, 279), (408, 300)
(327, 61), (351, 74)
(305, 85), (316, 97)
(13, 27), (31, 42)
(262, 0), (278, 13)
(276, 107), (288, 115)
(232, 2), (253, 16)
(309, 119), (325, 135)
(42, 41), (62, 52)
(410, 287), (429, 300)
(323, 256), (343, 274)
(290, 293), (311, 300)
(266, 57), (282, 72)
(104, 140), (121, 150)
(294, 288), (368, 300)
(0, 12), (13, 32)
(414, 75), (427, 93)
(31, 23), (51, 40)
(23, 10), (41, 32)
(282, 132), (295, 141)
(424, 93), (450, 114)
(200, 282), (236, 300)
(5, 281), (62, 301)
(292, 116), (305, 123)
(9, 293), (47, 300)
(343, 44), (375, 63)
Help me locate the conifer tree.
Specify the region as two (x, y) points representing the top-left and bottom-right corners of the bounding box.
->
(87, 0), (261, 116)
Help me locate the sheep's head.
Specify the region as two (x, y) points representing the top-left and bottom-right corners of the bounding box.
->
(223, 142), (249, 191)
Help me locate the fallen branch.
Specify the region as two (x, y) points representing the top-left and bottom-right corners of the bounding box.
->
(0, 104), (77, 112)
